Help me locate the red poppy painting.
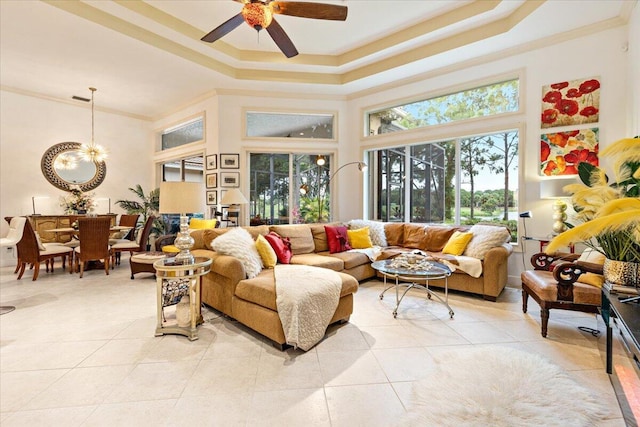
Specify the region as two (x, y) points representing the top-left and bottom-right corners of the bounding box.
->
(541, 77), (600, 129)
(540, 128), (599, 176)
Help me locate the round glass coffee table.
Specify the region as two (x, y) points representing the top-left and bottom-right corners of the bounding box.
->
(372, 256), (454, 319)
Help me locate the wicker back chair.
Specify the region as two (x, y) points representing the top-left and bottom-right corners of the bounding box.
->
(74, 217), (112, 278)
(111, 215), (156, 266)
(15, 219), (73, 281)
(118, 214), (140, 241)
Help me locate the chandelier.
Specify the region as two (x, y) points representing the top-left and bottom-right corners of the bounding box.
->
(79, 87), (108, 163)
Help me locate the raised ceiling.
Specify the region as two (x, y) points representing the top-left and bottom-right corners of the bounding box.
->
(0, 0), (634, 120)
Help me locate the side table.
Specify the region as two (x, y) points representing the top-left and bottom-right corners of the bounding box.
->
(153, 257), (212, 341)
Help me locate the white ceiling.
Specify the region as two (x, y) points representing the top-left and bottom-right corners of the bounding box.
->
(0, 0), (634, 120)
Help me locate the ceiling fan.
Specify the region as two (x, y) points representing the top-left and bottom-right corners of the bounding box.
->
(201, 0), (348, 58)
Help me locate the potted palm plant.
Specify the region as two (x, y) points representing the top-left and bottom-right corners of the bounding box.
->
(545, 137), (640, 286)
(115, 185), (165, 248)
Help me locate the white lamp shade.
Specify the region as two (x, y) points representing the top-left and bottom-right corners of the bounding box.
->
(159, 181), (205, 214)
(220, 188), (249, 205)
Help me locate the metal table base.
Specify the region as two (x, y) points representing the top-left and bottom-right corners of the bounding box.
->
(379, 273), (455, 319)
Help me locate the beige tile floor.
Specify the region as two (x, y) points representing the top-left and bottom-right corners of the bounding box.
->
(0, 258), (631, 426)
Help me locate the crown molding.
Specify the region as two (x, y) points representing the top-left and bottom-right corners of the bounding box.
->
(0, 85), (153, 121)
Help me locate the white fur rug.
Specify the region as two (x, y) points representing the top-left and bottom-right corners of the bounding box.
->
(398, 347), (609, 427)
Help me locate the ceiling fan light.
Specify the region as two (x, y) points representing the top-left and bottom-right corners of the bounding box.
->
(242, 3), (272, 31)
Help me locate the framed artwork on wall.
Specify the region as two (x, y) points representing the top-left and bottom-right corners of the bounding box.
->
(541, 76), (600, 129)
(206, 173), (217, 188)
(206, 190), (217, 205)
(540, 127), (599, 176)
(206, 154), (217, 170)
(220, 172), (240, 187)
(220, 153), (240, 169)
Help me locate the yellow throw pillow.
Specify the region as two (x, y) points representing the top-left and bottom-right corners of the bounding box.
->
(442, 231), (473, 256)
(347, 227), (373, 249)
(189, 218), (217, 229)
(577, 272), (605, 288)
(255, 234), (277, 268)
(161, 245), (180, 254)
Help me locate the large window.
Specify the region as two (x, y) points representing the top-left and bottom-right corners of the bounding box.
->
(367, 79), (519, 136)
(246, 111), (335, 140)
(249, 153), (331, 225)
(368, 130), (519, 241)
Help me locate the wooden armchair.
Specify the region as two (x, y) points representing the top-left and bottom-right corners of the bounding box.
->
(15, 219), (73, 281)
(521, 252), (604, 337)
(74, 217), (111, 278)
(110, 215), (155, 266)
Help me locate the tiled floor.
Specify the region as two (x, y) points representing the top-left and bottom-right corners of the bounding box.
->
(0, 258), (630, 426)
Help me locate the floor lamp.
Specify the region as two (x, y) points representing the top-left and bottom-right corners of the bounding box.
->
(159, 182), (205, 264)
(220, 188), (249, 227)
(326, 161), (367, 221)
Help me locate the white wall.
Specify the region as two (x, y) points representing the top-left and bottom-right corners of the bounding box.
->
(0, 90), (153, 266)
(347, 25), (631, 285)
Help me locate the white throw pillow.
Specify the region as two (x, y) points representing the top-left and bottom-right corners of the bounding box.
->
(348, 219), (387, 247)
(463, 224), (511, 260)
(211, 227), (263, 279)
(578, 248), (606, 265)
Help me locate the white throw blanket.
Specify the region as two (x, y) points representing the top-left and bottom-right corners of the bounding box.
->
(440, 255), (483, 278)
(275, 264), (342, 351)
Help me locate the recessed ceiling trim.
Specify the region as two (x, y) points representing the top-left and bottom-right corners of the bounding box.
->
(342, 0), (544, 84)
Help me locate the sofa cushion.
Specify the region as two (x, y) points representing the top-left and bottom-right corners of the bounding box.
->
(235, 268), (358, 311)
(347, 227), (373, 249)
(290, 253), (344, 271)
(256, 234), (277, 268)
(244, 225), (271, 240)
(325, 225), (351, 253)
(403, 224), (427, 249)
(309, 222), (341, 253)
(269, 224), (315, 254)
(385, 223), (404, 246)
(324, 251), (371, 270)
(189, 218), (217, 229)
(264, 232), (292, 264)
(348, 219), (387, 246)
(463, 224), (511, 260)
(212, 227), (263, 279)
(442, 231), (473, 255)
(424, 226), (458, 252)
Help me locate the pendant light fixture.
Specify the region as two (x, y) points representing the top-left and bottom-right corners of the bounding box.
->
(79, 87), (108, 163)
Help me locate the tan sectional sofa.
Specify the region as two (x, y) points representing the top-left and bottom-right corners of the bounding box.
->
(181, 221), (513, 349)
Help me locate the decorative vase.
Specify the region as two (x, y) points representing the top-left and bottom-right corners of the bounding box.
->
(603, 259), (640, 287)
(175, 295), (191, 328)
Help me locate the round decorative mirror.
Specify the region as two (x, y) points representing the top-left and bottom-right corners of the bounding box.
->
(41, 142), (107, 191)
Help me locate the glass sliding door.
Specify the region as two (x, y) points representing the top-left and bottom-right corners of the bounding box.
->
(249, 153), (331, 224)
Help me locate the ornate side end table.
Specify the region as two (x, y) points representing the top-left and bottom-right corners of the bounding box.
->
(153, 256), (212, 341)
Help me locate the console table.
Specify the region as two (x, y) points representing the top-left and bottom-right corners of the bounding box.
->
(28, 214), (116, 244)
(601, 289), (640, 424)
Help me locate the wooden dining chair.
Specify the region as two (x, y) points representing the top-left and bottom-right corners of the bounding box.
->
(111, 215), (155, 266)
(109, 214), (139, 245)
(15, 219), (73, 281)
(74, 217), (111, 278)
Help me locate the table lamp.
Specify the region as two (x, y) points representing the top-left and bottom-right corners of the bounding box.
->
(159, 181), (205, 263)
(540, 179), (572, 235)
(220, 188), (249, 226)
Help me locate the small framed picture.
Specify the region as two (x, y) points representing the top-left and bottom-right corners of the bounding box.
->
(206, 154), (217, 170)
(220, 172), (240, 188)
(206, 190), (217, 205)
(220, 153), (240, 169)
(206, 173), (217, 188)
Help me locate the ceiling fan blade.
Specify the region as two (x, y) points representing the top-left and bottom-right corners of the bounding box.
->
(266, 18), (298, 58)
(201, 13), (245, 43)
(271, 2), (347, 21)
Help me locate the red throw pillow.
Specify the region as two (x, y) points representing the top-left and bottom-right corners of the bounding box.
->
(325, 225), (351, 254)
(264, 232), (292, 264)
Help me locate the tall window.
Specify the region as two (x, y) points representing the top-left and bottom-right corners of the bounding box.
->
(369, 130), (519, 241)
(249, 153), (331, 225)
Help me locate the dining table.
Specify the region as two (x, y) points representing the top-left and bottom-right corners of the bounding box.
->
(48, 225), (133, 234)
